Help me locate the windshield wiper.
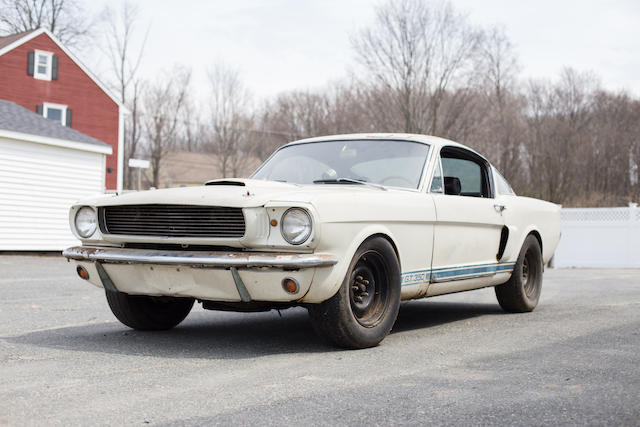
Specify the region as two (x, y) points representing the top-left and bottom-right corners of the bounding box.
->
(313, 178), (387, 191)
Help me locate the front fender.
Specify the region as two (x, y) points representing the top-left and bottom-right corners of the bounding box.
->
(301, 223), (400, 303)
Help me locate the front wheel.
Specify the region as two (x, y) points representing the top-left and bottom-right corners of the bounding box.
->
(308, 237), (401, 349)
(495, 235), (543, 312)
(105, 290), (194, 330)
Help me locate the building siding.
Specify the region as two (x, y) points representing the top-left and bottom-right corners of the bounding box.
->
(0, 136), (106, 250)
(0, 32), (119, 190)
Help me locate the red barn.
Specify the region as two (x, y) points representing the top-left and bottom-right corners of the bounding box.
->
(0, 28), (124, 191)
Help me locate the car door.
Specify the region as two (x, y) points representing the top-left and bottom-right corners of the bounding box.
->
(428, 146), (505, 285)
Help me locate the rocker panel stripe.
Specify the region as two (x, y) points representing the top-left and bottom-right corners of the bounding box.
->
(401, 262), (515, 286)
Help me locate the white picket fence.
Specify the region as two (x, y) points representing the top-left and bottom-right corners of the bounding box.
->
(552, 203), (640, 268)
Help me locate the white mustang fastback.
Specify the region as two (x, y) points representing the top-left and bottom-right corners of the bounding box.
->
(64, 134), (561, 348)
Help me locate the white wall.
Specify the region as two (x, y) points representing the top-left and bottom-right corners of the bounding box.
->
(0, 137), (106, 250)
(553, 204), (640, 268)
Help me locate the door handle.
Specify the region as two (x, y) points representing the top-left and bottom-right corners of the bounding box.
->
(494, 204), (506, 213)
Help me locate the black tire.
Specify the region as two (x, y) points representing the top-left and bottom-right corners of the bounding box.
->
(495, 235), (543, 312)
(308, 237), (401, 349)
(105, 290), (194, 331)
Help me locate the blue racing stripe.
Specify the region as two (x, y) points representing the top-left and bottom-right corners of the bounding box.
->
(401, 262), (515, 286)
(431, 261), (515, 272)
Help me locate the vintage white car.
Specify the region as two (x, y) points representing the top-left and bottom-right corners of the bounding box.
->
(63, 133), (561, 348)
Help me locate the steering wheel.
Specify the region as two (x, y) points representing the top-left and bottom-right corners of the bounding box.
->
(381, 176), (413, 186)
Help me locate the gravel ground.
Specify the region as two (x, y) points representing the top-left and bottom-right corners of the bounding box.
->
(1, 255), (638, 426)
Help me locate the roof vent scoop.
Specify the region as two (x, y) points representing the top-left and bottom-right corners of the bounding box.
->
(205, 179), (246, 187)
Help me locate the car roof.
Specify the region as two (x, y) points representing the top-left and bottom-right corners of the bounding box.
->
(284, 133), (487, 161)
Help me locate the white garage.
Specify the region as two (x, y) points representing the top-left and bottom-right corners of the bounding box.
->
(0, 100), (111, 250)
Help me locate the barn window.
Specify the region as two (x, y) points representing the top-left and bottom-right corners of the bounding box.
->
(33, 50), (54, 80)
(42, 103), (68, 126)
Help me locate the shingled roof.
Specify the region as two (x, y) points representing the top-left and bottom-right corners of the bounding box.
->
(0, 29), (37, 50)
(0, 100), (110, 148)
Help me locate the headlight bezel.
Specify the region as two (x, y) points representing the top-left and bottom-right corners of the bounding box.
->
(74, 206), (98, 238)
(280, 207), (313, 245)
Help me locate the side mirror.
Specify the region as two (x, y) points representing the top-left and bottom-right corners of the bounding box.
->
(444, 176), (461, 195)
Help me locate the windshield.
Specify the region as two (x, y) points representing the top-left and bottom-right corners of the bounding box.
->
(252, 139), (430, 189)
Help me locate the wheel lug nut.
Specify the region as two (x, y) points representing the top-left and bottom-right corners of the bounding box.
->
(354, 296), (363, 302)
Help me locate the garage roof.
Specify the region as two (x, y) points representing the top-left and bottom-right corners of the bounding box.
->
(0, 100), (111, 151)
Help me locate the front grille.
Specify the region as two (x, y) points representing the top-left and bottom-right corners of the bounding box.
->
(100, 204), (245, 238)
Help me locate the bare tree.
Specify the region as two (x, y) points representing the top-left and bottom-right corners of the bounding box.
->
(351, 0), (482, 134)
(255, 81), (373, 160)
(575, 90), (640, 205)
(479, 27), (519, 106)
(102, 0), (149, 189)
(522, 69), (599, 203)
(0, 0), (95, 48)
(124, 78), (145, 188)
(470, 27), (525, 185)
(176, 101), (203, 152)
(253, 104), (297, 160)
(205, 64), (255, 178)
(142, 68), (191, 188)
(103, 0), (148, 104)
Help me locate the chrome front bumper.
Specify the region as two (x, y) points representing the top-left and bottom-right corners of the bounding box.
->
(62, 246), (338, 269)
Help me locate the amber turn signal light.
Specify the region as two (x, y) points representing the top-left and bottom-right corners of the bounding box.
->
(270, 219), (278, 227)
(76, 265), (90, 280)
(282, 278), (299, 294)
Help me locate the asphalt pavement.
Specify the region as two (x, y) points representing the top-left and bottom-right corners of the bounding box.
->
(1, 255), (638, 426)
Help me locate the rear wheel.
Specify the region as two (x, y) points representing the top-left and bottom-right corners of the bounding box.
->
(495, 235), (543, 312)
(105, 290), (194, 330)
(308, 237), (401, 349)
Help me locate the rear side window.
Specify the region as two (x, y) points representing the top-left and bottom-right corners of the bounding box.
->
(495, 169), (516, 195)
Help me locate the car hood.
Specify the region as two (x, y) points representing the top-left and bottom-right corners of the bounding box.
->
(79, 178), (391, 209)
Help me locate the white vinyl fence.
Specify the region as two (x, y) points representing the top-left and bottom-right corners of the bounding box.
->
(553, 203), (640, 268)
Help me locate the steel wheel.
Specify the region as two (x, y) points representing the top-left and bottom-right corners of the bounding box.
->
(307, 237), (401, 348)
(349, 251), (391, 328)
(522, 254), (532, 298)
(495, 235), (543, 313)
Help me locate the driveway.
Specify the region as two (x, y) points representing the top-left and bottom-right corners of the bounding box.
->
(1, 255), (638, 425)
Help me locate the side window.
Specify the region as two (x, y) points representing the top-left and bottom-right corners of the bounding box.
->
(440, 147), (491, 197)
(34, 50), (53, 80)
(495, 169), (516, 195)
(28, 50), (58, 81)
(429, 156), (444, 193)
(41, 102), (69, 126)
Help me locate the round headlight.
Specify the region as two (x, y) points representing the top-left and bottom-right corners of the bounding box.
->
(75, 207), (97, 238)
(280, 208), (312, 245)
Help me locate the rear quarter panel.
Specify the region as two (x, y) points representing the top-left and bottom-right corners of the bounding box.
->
(499, 195), (561, 264)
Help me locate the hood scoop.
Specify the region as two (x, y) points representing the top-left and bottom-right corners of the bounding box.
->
(205, 179), (246, 187)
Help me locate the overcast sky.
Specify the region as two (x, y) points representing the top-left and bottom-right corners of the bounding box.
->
(87, 0), (640, 101)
